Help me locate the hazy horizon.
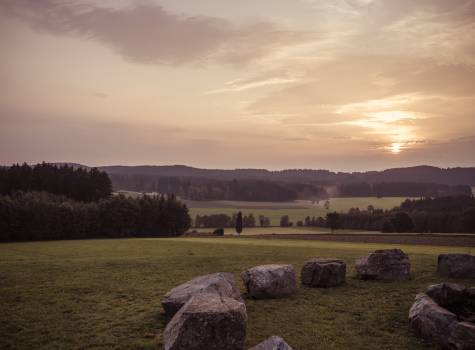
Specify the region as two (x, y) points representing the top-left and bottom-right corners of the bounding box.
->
(3, 161), (475, 174)
(1, 0), (475, 171)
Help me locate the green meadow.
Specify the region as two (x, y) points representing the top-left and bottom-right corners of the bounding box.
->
(1, 237), (473, 349)
(187, 197), (411, 226)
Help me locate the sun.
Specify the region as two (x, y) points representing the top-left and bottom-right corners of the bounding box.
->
(389, 142), (403, 154)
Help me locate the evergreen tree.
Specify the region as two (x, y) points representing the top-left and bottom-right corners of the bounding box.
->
(326, 212), (340, 233)
(235, 211), (243, 235)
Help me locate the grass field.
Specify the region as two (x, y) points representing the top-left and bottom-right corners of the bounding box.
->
(1, 237), (473, 349)
(187, 197), (411, 226)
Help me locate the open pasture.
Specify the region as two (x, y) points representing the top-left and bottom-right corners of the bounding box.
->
(1, 237), (473, 349)
(188, 197), (410, 226)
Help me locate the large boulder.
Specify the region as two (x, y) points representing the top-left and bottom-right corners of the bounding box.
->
(426, 283), (466, 308)
(438, 254), (475, 279)
(355, 249), (410, 280)
(449, 322), (475, 350)
(301, 258), (346, 287)
(163, 293), (247, 350)
(409, 293), (458, 348)
(241, 264), (296, 299)
(161, 272), (242, 317)
(248, 336), (294, 350)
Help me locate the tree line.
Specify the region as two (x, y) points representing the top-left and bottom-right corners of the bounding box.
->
(196, 195), (475, 233)
(109, 174), (328, 202)
(303, 195), (475, 233)
(194, 213), (257, 228)
(338, 182), (471, 198)
(0, 192), (191, 242)
(0, 163), (112, 202)
(109, 172), (472, 201)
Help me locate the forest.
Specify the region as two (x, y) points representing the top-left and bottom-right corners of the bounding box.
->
(0, 164), (191, 242)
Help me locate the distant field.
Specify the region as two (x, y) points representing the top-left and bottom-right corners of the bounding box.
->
(192, 226), (374, 236)
(1, 237), (472, 349)
(188, 197), (410, 226)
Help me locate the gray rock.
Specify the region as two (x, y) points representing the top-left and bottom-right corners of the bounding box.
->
(241, 264), (296, 299)
(355, 249), (410, 280)
(301, 258), (346, 287)
(161, 272), (242, 317)
(438, 254), (475, 279)
(426, 283), (466, 307)
(249, 336), (294, 350)
(409, 293), (458, 348)
(449, 322), (475, 350)
(163, 293), (247, 350)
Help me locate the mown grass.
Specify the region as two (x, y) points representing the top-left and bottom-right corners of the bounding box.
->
(1, 237), (473, 349)
(188, 197), (410, 226)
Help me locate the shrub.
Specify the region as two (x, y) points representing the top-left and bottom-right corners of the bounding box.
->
(213, 228), (224, 236)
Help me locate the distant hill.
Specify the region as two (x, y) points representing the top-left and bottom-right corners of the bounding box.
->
(97, 165), (475, 186)
(3, 163), (474, 200)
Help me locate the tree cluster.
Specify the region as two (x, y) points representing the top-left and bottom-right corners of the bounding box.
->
(305, 196), (475, 233)
(194, 213), (256, 228)
(0, 163), (112, 202)
(0, 192), (191, 242)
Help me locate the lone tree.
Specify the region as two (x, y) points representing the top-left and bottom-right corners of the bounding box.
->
(235, 211), (243, 235)
(326, 212), (340, 233)
(280, 215), (290, 227)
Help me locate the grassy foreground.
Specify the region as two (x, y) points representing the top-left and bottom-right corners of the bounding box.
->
(1, 237), (473, 349)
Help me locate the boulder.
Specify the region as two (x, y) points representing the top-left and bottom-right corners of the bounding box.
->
(249, 336), (293, 350)
(301, 258), (346, 287)
(161, 272), (242, 317)
(408, 293), (458, 348)
(355, 249), (410, 280)
(163, 293), (247, 350)
(449, 322), (475, 350)
(426, 283), (466, 307)
(241, 264), (296, 299)
(438, 254), (475, 279)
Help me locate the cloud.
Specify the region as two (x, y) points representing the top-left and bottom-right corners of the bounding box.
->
(246, 55), (475, 117)
(204, 77), (297, 94)
(0, 0), (311, 66)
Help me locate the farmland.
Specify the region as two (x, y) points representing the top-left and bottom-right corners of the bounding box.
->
(187, 197), (411, 226)
(1, 237), (473, 350)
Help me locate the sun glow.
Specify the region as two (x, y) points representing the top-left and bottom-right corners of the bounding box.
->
(389, 142), (403, 154)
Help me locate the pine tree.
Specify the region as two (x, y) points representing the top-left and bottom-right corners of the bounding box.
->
(235, 211), (243, 235)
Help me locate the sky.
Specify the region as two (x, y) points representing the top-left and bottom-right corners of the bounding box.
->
(1, 0), (474, 171)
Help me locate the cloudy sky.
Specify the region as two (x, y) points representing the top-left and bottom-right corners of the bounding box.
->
(1, 0), (474, 170)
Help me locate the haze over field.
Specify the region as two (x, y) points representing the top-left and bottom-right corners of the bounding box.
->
(1, 0), (475, 171)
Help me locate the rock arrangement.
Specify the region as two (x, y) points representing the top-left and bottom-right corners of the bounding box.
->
(301, 258), (346, 287)
(438, 254), (475, 279)
(162, 269), (295, 350)
(249, 336), (294, 350)
(160, 248), (475, 349)
(355, 248), (411, 280)
(161, 272), (242, 317)
(241, 264), (297, 299)
(409, 283), (475, 349)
